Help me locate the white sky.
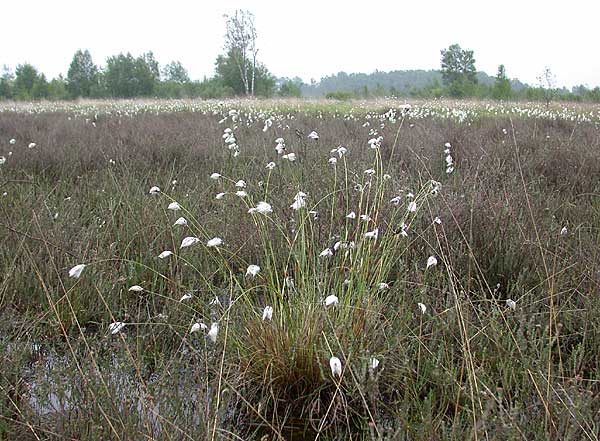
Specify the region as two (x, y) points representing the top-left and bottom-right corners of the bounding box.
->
(2, 0), (599, 89)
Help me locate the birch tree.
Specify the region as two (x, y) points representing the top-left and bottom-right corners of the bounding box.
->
(223, 10), (258, 96)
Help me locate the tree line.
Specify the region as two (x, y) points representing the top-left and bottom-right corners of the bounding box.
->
(0, 49), (285, 101)
(1, 11), (598, 103)
(314, 45), (600, 103)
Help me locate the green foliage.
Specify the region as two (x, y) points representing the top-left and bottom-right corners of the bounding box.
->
(410, 79), (445, 98)
(0, 79), (11, 99)
(104, 52), (158, 98)
(579, 87), (600, 103)
(440, 44), (478, 97)
(278, 79), (302, 98)
(142, 52), (160, 83)
(154, 77), (234, 99)
(325, 90), (355, 100)
(194, 77), (235, 99)
(492, 64), (512, 100)
(161, 61), (190, 84)
(0, 66), (14, 99)
(66, 50), (98, 98)
(14, 64), (40, 100)
(48, 76), (68, 100)
(31, 73), (49, 99)
(523, 86), (546, 101)
(215, 51), (275, 97)
(155, 81), (188, 99)
(3, 46), (600, 104)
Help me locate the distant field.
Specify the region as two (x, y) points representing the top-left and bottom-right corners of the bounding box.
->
(2, 97), (600, 121)
(1, 99), (599, 440)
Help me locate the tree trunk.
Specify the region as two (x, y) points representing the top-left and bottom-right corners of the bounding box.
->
(251, 50), (257, 96)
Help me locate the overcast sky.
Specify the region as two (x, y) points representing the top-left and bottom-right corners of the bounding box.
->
(2, 0), (599, 88)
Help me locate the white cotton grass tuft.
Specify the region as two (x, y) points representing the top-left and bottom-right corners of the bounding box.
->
(68, 264), (86, 279)
(417, 302), (427, 314)
(190, 322), (207, 333)
(266, 161), (276, 170)
(319, 248), (333, 258)
(378, 282), (389, 290)
(262, 305), (273, 321)
(369, 357), (380, 370)
(365, 228), (379, 240)
(9, 138), (16, 145)
(167, 201), (181, 211)
(330, 145), (347, 157)
(158, 250), (173, 259)
(329, 356), (342, 377)
(235, 190), (248, 197)
(368, 136), (383, 149)
(173, 217), (187, 226)
(407, 201), (417, 212)
(324, 295), (339, 307)
(275, 138), (286, 154)
(560, 226), (568, 236)
(180, 237), (200, 249)
(346, 211), (356, 219)
(215, 192), (226, 200)
(263, 118), (272, 132)
(207, 237), (223, 248)
(506, 299), (517, 310)
(109, 322), (126, 335)
(248, 201), (272, 214)
(149, 186), (160, 195)
(28, 142), (36, 149)
(308, 131), (319, 140)
(180, 293), (192, 302)
(207, 323), (219, 343)
(246, 264), (260, 277)
(128, 285), (143, 292)
(397, 222), (408, 238)
(426, 256), (438, 269)
(290, 191), (307, 210)
(210, 172), (221, 180)
(282, 152), (297, 161)
(235, 180), (246, 188)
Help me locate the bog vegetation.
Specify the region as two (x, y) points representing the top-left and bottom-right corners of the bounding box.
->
(0, 99), (599, 439)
